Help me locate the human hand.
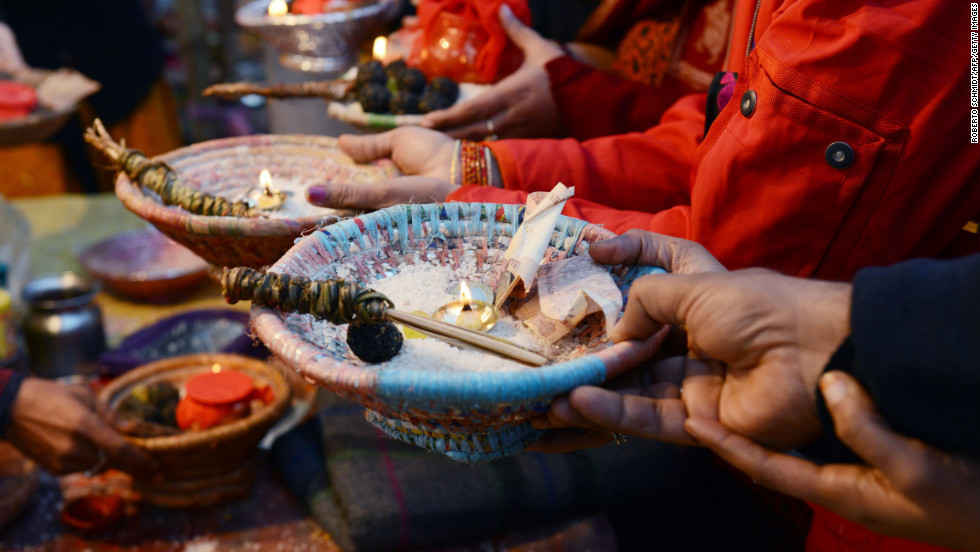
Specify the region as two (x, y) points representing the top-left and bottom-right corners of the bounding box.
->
(4, 378), (158, 477)
(686, 371), (980, 552)
(532, 230), (852, 451)
(0, 23), (27, 73)
(306, 126), (457, 211)
(419, 4), (565, 140)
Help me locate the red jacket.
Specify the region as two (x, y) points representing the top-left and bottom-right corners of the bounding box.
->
(448, 0), (979, 280)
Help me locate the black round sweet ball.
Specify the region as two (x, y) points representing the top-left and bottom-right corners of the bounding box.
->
(385, 59), (408, 80)
(418, 88), (453, 113)
(359, 83), (391, 114)
(428, 77), (460, 104)
(390, 91), (421, 114)
(397, 67), (427, 95)
(354, 60), (387, 91)
(346, 320), (404, 363)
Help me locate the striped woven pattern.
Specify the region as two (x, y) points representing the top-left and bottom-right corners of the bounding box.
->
(115, 134), (398, 268)
(251, 203), (665, 462)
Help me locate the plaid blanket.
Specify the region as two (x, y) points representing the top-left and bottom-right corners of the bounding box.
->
(270, 392), (699, 552)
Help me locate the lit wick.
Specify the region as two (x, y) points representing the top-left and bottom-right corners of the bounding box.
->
(434, 281), (498, 332)
(250, 169), (287, 211)
(372, 36), (388, 62)
(268, 0), (288, 16)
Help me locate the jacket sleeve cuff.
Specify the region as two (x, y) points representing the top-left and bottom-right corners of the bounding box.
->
(0, 368), (27, 439)
(797, 339), (862, 464)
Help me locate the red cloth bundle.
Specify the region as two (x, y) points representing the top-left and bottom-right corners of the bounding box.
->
(409, 0), (531, 83)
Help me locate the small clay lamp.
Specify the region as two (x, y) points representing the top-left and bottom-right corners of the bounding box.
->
(247, 169), (288, 211)
(434, 281), (498, 332)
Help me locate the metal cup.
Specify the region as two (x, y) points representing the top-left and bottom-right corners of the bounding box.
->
(22, 272), (106, 380)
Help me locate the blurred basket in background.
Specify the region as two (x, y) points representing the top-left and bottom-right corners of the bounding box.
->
(114, 134), (397, 269)
(249, 203), (664, 462)
(98, 353), (292, 507)
(78, 227), (211, 303)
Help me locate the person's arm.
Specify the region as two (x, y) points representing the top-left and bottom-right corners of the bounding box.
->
(810, 254), (980, 460)
(447, 186), (691, 238)
(2, 375), (157, 476)
(482, 91), (705, 210)
(545, 55), (689, 140)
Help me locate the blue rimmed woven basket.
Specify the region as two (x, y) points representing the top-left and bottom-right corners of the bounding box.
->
(249, 202), (664, 462)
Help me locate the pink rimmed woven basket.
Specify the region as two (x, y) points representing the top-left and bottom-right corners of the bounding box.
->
(114, 134), (398, 268)
(249, 203), (665, 462)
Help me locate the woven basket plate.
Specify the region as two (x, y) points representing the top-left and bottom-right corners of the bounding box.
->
(115, 134), (398, 268)
(250, 203), (663, 462)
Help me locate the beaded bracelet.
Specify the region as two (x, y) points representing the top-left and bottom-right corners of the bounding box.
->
(460, 140), (490, 187)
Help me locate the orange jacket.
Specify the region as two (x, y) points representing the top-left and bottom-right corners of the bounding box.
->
(447, 0), (979, 280)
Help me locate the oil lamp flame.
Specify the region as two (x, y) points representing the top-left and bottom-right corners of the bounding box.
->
(260, 169), (274, 194)
(372, 36), (387, 62)
(268, 0), (288, 16)
(434, 281), (498, 332)
(250, 169), (286, 210)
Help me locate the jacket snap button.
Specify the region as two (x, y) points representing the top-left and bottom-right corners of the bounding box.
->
(740, 90), (757, 117)
(825, 142), (855, 169)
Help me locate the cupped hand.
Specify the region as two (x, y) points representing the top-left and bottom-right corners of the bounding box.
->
(533, 230), (852, 451)
(4, 378), (158, 477)
(307, 126), (457, 211)
(0, 23), (27, 72)
(686, 371), (980, 552)
(419, 4), (565, 140)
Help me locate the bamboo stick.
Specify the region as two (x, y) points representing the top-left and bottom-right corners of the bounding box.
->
(386, 309), (548, 367)
(202, 80), (352, 101)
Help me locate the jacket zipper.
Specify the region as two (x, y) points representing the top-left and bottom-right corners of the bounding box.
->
(746, 0), (762, 58)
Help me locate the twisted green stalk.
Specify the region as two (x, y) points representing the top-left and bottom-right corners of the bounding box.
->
(221, 266), (393, 324)
(84, 119), (260, 218)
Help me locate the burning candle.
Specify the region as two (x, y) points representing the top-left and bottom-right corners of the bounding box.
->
(434, 281), (498, 332)
(372, 36), (387, 62)
(268, 0), (288, 16)
(250, 169), (287, 210)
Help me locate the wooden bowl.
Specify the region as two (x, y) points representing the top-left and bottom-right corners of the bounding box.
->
(98, 354), (291, 506)
(78, 227), (211, 303)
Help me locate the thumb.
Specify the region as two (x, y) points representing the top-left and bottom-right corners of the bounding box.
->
(307, 181), (387, 210)
(820, 371), (926, 478)
(80, 413), (158, 479)
(589, 230), (726, 275)
(498, 4), (561, 59)
(337, 132), (394, 164)
(611, 272), (701, 342)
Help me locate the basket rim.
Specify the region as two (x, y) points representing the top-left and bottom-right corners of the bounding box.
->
(97, 353), (292, 450)
(250, 202), (661, 408)
(114, 134), (375, 238)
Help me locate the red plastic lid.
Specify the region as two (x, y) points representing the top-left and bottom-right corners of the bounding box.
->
(184, 369), (254, 405)
(0, 81), (38, 110)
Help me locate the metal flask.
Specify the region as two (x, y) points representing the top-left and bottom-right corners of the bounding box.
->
(22, 272), (106, 380)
